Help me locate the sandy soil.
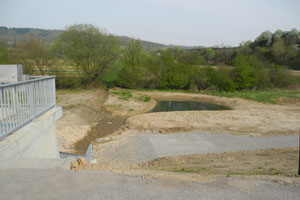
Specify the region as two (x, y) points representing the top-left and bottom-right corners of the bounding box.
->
(104, 89), (156, 117)
(57, 88), (300, 182)
(140, 148), (299, 176)
(112, 91), (300, 137)
(56, 90), (103, 153)
(56, 89), (125, 154)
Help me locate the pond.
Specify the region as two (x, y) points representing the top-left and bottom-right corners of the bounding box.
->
(150, 100), (229, 112)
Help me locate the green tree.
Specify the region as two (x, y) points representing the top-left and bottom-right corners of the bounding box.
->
(232, 54), (265, 90)
(0, 39), (10, 64)
(55, 24), (120, 83)
(204, 48), (216, 63)
(270, 65), (294, 87)
(272, 37), (286, 63)
(23, 37), (54, 75)
(273, 29), (283, 41)
(178, 50), (205, 65)
(164, 63), (191, 89)
(283, 28), (299, 46)
(254, 30), (273, 47)
(216, 68), (236, 92)
(117, 39), (148, 88)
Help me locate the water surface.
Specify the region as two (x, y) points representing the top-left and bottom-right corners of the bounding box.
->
(150, 100), (229, 112)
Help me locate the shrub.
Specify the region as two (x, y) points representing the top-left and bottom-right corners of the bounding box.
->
(216, 69), (236, 92)
(232, 54), (267, 90)
(56, 77), (82, 89)
(270, 65), (295, 87)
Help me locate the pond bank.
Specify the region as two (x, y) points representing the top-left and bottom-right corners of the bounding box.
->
(105, 89), (300, 137)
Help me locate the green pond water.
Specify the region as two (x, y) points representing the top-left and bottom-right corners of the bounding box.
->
(150, 100), (229, 112)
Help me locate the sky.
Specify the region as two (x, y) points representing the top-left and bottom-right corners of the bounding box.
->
(0, 0), (300, 47)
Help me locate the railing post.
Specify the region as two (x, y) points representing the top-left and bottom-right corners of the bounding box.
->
(53, 77), (56, 106)
(30, 82), (36, 119)
(0, 89), (5, 135)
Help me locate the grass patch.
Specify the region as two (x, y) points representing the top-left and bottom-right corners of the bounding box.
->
(176, 167), (195, 173)
(128, 108), (134, 111)
(135, 88), (300, 104)
(269, 168), (281, 175)
(255, 165), (264, 170)
(226, 171), (231, 177)
(201, 90), (300, 104)
(177, 167), (186, 172)
(136, 94), (151, 102)
(111, 91), (133, 101)
(176, 167), (206, 173)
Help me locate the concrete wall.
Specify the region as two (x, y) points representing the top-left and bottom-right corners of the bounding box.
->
(0, 64), (23, 83)
(0, 107), (62, 160)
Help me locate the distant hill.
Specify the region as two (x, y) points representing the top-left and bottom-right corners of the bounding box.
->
(0, 26), (204, 50)
(0, 27), (62, 44)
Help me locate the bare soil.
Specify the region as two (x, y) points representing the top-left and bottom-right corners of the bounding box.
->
(140, 148), (300, 176)
(57, 88), (300, 182)
(114, 90), (300, 137)
(56, 89), (125, 154)
(104, 89), (156, 117)
(74, 114), (125, 154)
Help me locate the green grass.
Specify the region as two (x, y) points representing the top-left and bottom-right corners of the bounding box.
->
(136, 94), (151, 102)
(255, 165), (264, 170)
(177, 167), (186, 172)
(268, 168), (281, 175)
(176, 167), (206, 173)
(111, 91), (133, 101)
(202, 90), (300, 104)
(136, 88), (300, 104)
(176, 167), (195, 173)
(226, 171), (231, 177)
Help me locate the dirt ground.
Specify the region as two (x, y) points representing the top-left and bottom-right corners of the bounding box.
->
(56, 89), (125, 154)
(56, 88), (300, 182)
(105, 90), (300, 137)
(104, 89), (156, 117)
(140, 148), (299, 176)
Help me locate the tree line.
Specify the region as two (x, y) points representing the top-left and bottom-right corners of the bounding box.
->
(0, 24), (299, 91)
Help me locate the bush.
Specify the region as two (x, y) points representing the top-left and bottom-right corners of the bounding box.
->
(216, 69), (236, 92)
(117, 65), (142, 88)
(101, 61), (123, 89)
(56, 77), (82, 89)
(161, 63), (191, 90)
(270, 65), (295, 87)
(232, 54), (268, 90)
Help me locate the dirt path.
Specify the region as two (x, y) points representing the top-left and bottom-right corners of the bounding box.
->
(56, 89), (125, 154)
(74, 112), (125, 154)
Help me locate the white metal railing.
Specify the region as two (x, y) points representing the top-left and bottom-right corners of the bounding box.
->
(0, 76), (56, 139)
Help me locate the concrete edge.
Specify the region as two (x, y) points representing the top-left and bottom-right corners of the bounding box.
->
(0, 157), (76, 170)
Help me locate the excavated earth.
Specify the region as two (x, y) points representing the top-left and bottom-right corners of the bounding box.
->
(56, 88), (300, 182)
(56, 89), (125, 154)
(106, 89), (300, 137)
